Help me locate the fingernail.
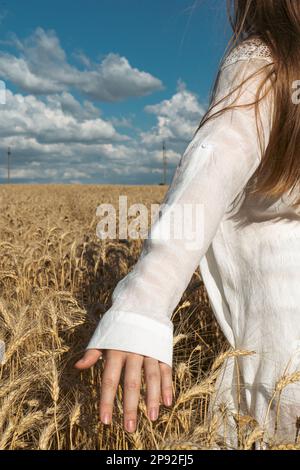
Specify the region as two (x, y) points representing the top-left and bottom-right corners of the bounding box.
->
(126, 420), (135, 432)
(149, 408), (158, 420)
(102, 413), (110, 424)
(165, 395), (172, 406)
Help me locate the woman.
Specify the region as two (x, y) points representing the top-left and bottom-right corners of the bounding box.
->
(75, 0), (300, 447)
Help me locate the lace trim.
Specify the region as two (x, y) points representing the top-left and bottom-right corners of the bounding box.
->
(222, 37), (273, 69)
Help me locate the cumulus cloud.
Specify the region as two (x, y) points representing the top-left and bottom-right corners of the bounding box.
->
(0, 28), (208, 184)
(0, 28), (164, 101)
(47, 92), (101, 120)
(0, 83), (207, 183)
(141, 79), (206, 149)
(0, 90), (130, 145)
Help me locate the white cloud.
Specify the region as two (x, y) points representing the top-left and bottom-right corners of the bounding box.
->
(141, 79), (205, 148)
(72, 50), (92, 68)
(110, 115), (134, 128)
(0, 29), (208, 184)
(0, 89), (129, 144)
(0, 82), (207, 184)
(0, 28), (164, 101)
(46, 92), (100, 120)
(0, 53), (63, 94)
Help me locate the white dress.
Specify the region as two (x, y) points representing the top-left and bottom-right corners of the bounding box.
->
(87, 37), (300, 446)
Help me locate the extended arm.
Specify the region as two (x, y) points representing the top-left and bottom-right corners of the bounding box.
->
(86, 56), (273, 368)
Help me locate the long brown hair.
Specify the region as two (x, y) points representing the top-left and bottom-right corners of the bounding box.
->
(194, 0), (300, 208)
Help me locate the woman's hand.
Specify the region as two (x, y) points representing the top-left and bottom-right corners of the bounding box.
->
(74, 349), (173, 433)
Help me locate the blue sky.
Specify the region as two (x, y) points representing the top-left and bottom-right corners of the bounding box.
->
(0, 0), (231, 184)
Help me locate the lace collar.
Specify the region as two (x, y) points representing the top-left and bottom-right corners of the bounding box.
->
(222, 36), (273, 69)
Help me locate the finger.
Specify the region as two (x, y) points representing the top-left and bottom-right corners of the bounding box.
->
(123, 353), (144, 433)
(74, 349), (103, 369)
(99, 350), (124, 425)
(159, 362), (173, 407)
(144, 357), (161, 421)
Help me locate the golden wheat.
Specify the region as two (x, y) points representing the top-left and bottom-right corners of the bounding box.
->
(0, 184), (298, 450)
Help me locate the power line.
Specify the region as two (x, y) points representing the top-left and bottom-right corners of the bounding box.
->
(7, 147), (11, 184)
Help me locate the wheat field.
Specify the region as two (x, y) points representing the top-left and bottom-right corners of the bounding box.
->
(0, 184), (298, 451)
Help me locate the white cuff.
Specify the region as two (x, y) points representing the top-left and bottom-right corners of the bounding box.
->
(86, 309), (174, 368)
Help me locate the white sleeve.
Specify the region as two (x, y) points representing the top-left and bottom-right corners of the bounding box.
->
(86, 56), (273, 368)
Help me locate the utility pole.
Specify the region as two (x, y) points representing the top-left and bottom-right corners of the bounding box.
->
(162, 140), (167, 185)
(7, 147), (11, 184)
